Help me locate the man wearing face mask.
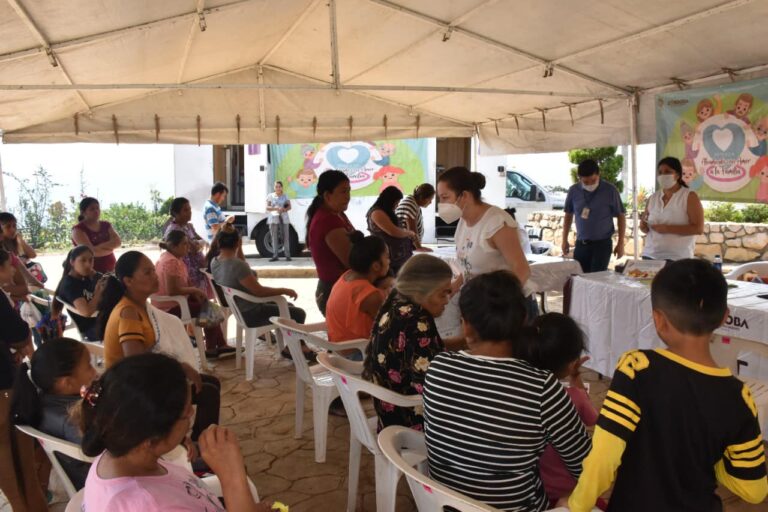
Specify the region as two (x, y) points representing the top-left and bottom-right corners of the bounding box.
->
(562, 159), (626, 273)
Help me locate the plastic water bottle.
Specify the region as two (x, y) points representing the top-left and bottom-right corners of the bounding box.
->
(713, 255), (723, 273)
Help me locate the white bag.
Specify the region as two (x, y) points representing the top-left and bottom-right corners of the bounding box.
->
(20, 301), (43, 329)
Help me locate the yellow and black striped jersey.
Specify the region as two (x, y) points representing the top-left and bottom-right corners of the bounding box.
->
(570, 349), (767, 512)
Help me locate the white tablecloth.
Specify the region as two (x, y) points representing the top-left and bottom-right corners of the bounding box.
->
(570, 271), (768, 376)
(432, 247), (582, 338)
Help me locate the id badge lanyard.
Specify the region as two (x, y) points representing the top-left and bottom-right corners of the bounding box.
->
(580, 188), (593, 220)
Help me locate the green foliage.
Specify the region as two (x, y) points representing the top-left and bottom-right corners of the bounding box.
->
(568, 147), (624, 194)
(740, 204), (768, 224)
(5, 166), (171, 250)
(704, 202), (744, 222)
(101, 202), (167, 243)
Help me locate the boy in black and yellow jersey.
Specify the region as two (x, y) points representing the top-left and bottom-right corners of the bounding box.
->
(568, 259), (767, 512)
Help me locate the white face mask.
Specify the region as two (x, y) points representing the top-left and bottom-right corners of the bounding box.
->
(581, 180), (599, 193)
(658, 174), (678, 190)
(438, 202), (462, 224)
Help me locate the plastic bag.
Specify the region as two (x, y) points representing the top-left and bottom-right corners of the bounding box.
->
(196, 300), (225, 327)
(19, 300), (43, 328)
(36, 312), (67, 343)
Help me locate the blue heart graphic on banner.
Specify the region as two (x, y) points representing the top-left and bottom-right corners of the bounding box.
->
(702, 123), (745, 160)
(326, 145), (371, 170)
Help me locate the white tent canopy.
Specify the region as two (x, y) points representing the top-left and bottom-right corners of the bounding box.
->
(1, 0), (768, 153)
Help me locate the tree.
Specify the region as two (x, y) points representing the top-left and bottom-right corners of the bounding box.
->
(568, 147), (624, 193)
(4, 166), (60, 248)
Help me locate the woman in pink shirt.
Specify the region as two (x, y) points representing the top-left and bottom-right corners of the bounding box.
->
(80, 352), (273, 512)
(153, 231), (231, 359)
(72, 197), (122, 273)
(516, 313), (605, 510)
(306, 170), (353, 316)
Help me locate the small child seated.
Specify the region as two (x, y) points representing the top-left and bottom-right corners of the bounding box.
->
(569, 259), (768, 511)
(79, 353), (274, 512)
(515, 313), (602, 509)
(11, 337), (98, 491)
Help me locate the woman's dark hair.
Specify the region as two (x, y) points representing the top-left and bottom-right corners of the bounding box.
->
(53, 245), (95, 315)
(348, 231), (387, 274)
(459, 270), (527, 342)
(413, 183), (435, 202)
(515, 313), (586, 375)
(305, 170), (349, 243)
(0, 249), (9, 266)
(169, 197), (189, 217)
(95, 251), (146, 339)
(78, 197), (100, 222)
(657, 156), (687, 188)
(159, 230), (187, 251)
(371, 186), (403, 225)
(0, 212), (16, 225)
(205, 225), (240, 269)
(79, 353), (187, 457)
(437, 166), (486, 200)
(11, 338), (87, 427)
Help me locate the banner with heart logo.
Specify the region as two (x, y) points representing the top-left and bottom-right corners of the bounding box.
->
(269, 139), (428, 199)
(656, 77), (768, 203)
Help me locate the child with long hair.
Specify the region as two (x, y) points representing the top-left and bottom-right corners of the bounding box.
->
(53, 246), (107, 341)
(79, 353), (274, 512)
(11, 338), (98, 490)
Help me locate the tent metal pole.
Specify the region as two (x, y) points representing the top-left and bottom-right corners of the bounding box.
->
(629, 93), (640, 261)
(328, 0), (341, 89)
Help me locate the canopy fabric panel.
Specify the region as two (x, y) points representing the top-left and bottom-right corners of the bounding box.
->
(1, 0), (767, 153)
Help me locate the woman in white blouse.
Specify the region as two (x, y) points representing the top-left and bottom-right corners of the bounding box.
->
(640, 157), (704, 261)
(436, 166), (535, 319)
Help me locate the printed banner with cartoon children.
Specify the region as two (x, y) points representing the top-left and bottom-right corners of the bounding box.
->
(656, 77), (768, 203)
(268, 139), (429, 199)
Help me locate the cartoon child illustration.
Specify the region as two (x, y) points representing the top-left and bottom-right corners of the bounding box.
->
(681, 158), (703, 191)
(301, 144), (322, 172)
(750, 117), (768, 157)
(750, 156), (768, 203)
(287, 167), (319, 198)
(726, 93), (754, 124)
(696, 95), (722, 124)
(373, 142), (396, 167)
(680, 122), (699, 160)
(372, 165), (405, 193)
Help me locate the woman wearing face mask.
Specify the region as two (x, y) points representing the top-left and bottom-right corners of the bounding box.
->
(640, 157), (704, 261)
(436, 166), (535, 320)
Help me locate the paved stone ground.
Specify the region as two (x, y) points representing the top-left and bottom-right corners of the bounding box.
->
(1, 254), (766, 510)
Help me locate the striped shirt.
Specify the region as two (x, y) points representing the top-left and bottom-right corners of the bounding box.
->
(395, 195), (423, 241)
(423, 351), (591, 512)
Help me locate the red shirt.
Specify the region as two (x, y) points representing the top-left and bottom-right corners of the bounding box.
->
(308, 208), (354, 282)
(72, 221), (116, 273)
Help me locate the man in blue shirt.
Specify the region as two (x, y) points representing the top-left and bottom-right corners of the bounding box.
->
(203, 182), (234, 240)
(562, 159), (626, 273)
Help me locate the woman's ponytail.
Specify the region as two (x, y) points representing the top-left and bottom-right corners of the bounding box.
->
(9, 361), (43, 427)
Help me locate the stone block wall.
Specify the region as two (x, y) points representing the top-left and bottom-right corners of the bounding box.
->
(526, 211), (768, 263)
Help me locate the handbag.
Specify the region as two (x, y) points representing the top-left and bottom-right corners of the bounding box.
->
(196, 300), (225, 327)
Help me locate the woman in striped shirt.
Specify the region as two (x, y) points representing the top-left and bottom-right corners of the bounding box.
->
(423, 270), (591, 512)
(395, 183), (435, 252)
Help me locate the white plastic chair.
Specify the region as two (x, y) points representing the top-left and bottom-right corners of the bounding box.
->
(741, 377), (768, 438)
(201, 269), (243, 348)
(271, 318), (368, 464)
(64, 489), (83, 512)
(377, 426), (592, 512)
(221, 287), (286, 380)
(150, 294), (209, 371)
(725, 262), (768, 280)
(317, 353), (423, 512)
(15, 425), (94, 499)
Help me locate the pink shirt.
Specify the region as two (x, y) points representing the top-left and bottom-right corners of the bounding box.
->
(539, 386), (599, 505)
(308, 208), (354, 283)
(153, 252), (189, 311)
(83, 454), (224, 512)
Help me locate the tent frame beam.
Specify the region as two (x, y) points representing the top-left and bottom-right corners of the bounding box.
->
(6, 0), (92, 112)
(328, 0), (341, 89)
(344, 0), (498, 83)
(0, 81), (620, 99)
(366, 0), (631, 96)
(258, 0), (321, 66)
(176, 0), (207, 83)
